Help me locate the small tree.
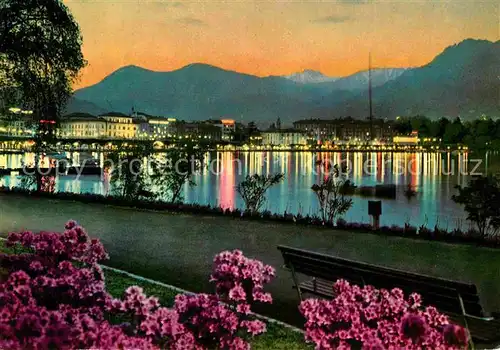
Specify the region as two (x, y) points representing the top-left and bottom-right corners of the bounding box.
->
(151, 142), (207, 203)
(236, 173), (284, 213)
(108, 146), (152, 200)
(452, 175), (500, 237)
(311, 164), (355, 225)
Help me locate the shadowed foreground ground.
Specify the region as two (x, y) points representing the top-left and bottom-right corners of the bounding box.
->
(1, 194), (499, 326)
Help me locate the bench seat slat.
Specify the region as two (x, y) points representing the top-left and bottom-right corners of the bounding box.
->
(283, 251), (479, 299)
(287, 259), (482, 315)
(279, 246), (477, 294)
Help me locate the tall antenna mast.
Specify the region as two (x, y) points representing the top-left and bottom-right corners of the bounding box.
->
(368, 52), (373, 142)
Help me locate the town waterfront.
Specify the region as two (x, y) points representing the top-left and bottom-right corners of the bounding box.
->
(1, 150), (498, 229)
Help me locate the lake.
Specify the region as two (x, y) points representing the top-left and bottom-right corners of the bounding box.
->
(1, 150), (498, 229)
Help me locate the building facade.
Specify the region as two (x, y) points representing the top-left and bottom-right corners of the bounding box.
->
(393, 131), (419, 145)
(0, 109), (34, 137)
(175, 121), (222, 141)
(100, 113), (137, 139)
(293, 118), (394, 143)
(261, 129), (307, 146)
(58, 114), (240, 143)
(136, 117), (177, 139)
(59, 113), (107, 139)
(204, 119), (235, 141)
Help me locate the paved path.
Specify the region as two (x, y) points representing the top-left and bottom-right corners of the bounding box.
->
(1, 194), (499, 325)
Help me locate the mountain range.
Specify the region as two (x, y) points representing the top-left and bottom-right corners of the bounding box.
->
(67, 39), (500, 123)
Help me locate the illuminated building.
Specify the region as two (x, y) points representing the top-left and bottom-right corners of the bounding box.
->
(135, 115), (177, 139)
(175, 121), (222, 141)
(393, 131), (419, 145)
(60, 112), (137, 139)
(293, 117), (394, 143)
(0, 108), (34, 136)
(220, 119), (235, 140)
(100, 112), (137, 139)
(59, 113), (107, 138)
(261, 129), (307, 146)
(203, 119), (235, 141)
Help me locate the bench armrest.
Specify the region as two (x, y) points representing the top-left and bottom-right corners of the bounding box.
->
(464, 314), (495, 322)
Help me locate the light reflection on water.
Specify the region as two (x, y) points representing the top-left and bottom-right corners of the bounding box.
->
(0, 151), (497, 230)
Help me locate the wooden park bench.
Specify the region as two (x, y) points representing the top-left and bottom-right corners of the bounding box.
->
(277, 245), (500, 346)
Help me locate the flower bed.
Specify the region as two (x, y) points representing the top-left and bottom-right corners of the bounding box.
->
(0, 221), (469, 349)
(102, 269), (309, 350)
(300, 280), (469, 349)
(0, 239), (308, 349)
(0, 226), (309, 350)
(1, 186), (499, 248)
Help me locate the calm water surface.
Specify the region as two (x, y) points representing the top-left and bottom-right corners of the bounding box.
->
(1, 151), (498, 229)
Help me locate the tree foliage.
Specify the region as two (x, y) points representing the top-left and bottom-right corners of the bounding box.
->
(452, 175), (500, 237)
(394, 115), (500, 150)
(0, 0), (86, 121)
(311, 164), (355, 225)
(236, 173), (284, 213)
(0, 0), (86, 190)
(150, 142), (207, 203)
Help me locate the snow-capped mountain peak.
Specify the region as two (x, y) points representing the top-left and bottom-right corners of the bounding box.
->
(284, 69), (339, 84)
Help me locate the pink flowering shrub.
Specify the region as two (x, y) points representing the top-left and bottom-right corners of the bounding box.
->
(105, 250), (276, 350)
(211, 249), (275, 310)
(0, 223), (275, 349)
(0, 221), (151, 349)
(168, 249), (276, 349)
(300, 279), (469, 350)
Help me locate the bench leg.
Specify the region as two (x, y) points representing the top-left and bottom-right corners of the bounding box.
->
(290, 264), (303, 301)
(458, 294), (475, 350)
(360, 276), (366, 287)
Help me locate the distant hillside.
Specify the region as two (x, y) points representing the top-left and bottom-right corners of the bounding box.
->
(73, 63), (351, 123)
(331, 39), (500, 119)
(72, 39), (500, 122)
(324, 68), (407, 91)
(64, 97), (106, 116)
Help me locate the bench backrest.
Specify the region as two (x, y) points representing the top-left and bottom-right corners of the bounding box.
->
(278, 245), (483, 316)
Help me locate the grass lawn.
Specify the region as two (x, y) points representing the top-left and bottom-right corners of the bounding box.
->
(0, 240), (310, 349)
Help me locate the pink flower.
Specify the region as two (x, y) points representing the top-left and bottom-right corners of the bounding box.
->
(29, 260), (44, 272)
(229, 284), (246, 302)
(241, 320), (266, 336)
(236, 304), (251, 314)
(65, 220), (78, 230)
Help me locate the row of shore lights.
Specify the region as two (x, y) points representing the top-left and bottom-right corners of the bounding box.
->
(218, 144), (468, 151)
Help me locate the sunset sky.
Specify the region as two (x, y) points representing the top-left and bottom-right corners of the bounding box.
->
(63, 0), (499, 89)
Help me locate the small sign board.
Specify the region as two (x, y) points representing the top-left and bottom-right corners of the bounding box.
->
(368, 200), (382, 217)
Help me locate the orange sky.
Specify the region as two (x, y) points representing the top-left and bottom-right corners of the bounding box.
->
(64, 0), (500, 89)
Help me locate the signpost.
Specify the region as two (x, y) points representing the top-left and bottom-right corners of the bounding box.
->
(368, 200), (382, 230)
